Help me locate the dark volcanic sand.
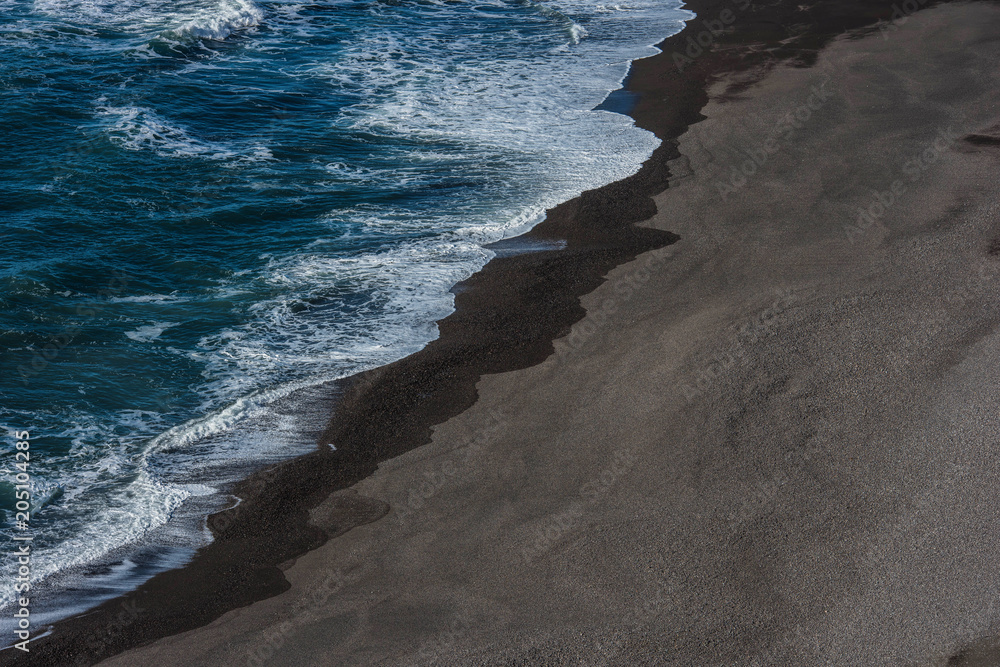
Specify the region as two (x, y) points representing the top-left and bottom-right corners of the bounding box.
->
(16, 0), (996, 665)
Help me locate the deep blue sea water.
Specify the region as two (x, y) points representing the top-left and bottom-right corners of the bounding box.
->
(0, 0), (687, 628)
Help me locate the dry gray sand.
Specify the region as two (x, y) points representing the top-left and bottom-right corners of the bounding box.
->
(101, 3), (1000, 665)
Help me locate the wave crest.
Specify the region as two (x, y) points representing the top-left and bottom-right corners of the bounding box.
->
(167, 0), (264, 42)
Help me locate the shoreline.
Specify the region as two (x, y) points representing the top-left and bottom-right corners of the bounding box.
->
(13, 0), (953, 664)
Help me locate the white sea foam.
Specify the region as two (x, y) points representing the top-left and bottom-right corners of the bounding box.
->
(98, 103), (235, 158)
(176, 483), (217, 496)
(92, 0), (684, 579)
(31, 0), (158, 26)
(0, 409), (195, 611)
(31, 0), (264, 39)
(125, 321), (180, 342)
(146, 0), (685, 543)
(167, 0), (264, 41)
(111, 293), (191, 304)
(135, 0), (691, 510)
(21, 468), (192, 598)
(1, 0), (691, 620)
(96, 102), (272, 162)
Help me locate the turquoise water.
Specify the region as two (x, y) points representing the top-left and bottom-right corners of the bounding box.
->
(0, 0), (687, 624)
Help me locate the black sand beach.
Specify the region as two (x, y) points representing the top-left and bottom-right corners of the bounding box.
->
(15, 0), (1000, 664)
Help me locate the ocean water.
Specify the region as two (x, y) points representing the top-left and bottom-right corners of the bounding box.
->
(0, 0), (688, 627)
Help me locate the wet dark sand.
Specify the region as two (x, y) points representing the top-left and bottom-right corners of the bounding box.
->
(16, 0), (1000, 665)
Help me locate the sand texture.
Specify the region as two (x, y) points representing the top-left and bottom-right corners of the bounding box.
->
(83, 2), (1000, 666)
